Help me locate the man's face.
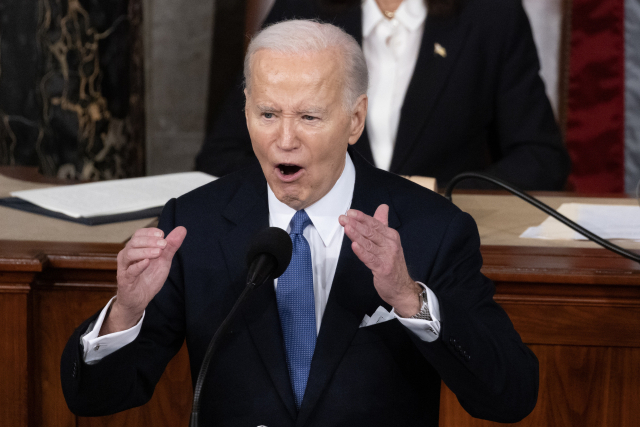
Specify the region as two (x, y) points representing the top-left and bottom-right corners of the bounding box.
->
(245, 48), (366, 210)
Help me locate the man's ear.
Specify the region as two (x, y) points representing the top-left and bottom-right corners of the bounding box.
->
(348, 94), (368, 146)
(244, 88), (250, 123)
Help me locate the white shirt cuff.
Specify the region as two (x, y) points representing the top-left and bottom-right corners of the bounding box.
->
(80, 296), (145, 364)
(392, 282), (441, 342)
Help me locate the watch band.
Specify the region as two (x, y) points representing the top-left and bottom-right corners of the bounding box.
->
(410, 288), (432, 321)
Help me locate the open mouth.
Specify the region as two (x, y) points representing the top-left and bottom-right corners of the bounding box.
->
(278, 164), (302, 176)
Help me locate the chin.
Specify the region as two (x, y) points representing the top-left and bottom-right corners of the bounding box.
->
(273, 188), (304, 209)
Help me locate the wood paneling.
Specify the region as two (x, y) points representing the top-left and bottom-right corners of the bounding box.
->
(32, 287), (115, 427)
(0, 284), (30, 427)
(1, 238), (639, 426)
(76, 343), (192, 427)
(502, 301), (640, 347)
(440, 345), (640, 427)
(30, 283), (193, 427)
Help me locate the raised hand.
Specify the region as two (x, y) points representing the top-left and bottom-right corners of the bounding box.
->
(100, 226), (187, 335)
(339, 205), (421, 317)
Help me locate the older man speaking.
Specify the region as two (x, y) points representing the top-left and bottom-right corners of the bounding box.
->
(61, 20), (538, 426)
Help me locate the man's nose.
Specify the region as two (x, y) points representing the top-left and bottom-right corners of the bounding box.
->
(277, 118), (300, 150)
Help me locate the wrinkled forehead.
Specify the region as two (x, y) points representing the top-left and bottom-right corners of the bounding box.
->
(248, 48), (346, 94)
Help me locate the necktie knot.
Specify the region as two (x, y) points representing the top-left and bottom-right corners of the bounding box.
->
(289, 209), (312, 235)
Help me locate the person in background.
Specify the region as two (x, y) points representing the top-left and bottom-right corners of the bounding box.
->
(196, 0), (571, 190)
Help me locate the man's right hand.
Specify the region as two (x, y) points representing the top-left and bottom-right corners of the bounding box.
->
(100, 226), (187, 336)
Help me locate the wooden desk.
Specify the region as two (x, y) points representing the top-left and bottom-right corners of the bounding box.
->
(1, 172), (639, 427)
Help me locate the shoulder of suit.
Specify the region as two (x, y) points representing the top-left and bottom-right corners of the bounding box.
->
(175, 162), (263, 211)
(367, 167), (463, 218)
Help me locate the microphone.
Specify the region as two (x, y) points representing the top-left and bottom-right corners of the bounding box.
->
(190, 227), (292, 427)
(246, 226), (293, 287)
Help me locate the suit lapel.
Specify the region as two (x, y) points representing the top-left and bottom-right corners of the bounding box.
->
(218, 168), (298, 419)
(243, 279), (298, 419)
(390, 12), (472, 173)
(219, 166), (269, 293)
(296, 152), (400, 426)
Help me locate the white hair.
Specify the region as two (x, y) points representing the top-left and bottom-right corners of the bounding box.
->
(243, 19), (369, 111)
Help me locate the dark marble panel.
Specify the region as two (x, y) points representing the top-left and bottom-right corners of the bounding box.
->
(0, 0), (144, 180)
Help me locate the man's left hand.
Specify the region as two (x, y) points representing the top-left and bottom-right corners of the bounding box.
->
(339, 205), (422, 317)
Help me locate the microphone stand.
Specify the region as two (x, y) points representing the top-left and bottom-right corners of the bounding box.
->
(189, 226), (291, 426)
(189, 280), (256, 427)
(444, 172), (640, 264)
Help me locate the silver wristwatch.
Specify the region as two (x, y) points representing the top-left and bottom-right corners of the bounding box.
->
(410, 288), (432, 321)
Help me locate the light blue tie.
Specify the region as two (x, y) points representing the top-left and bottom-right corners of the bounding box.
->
(277, 209), (316, 409)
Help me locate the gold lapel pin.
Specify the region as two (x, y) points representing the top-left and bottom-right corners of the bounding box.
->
(434, 43), (447, 58)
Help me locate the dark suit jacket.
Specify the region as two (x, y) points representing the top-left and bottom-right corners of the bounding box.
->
(61, 150), (538, 426)
(196, 0), (570, 190)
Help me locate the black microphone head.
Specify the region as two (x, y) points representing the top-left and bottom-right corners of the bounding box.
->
(246, 227), (292, 279)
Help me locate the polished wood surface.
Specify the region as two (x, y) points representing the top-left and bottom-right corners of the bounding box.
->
(1, 240), (638, 426)
(1, 182), (639, 426)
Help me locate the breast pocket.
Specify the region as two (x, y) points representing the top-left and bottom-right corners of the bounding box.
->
(350, 318), (405, 346)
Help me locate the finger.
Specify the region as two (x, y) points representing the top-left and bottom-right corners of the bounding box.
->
(351, 241), (382, 271)
(127, 236), (167, 249)
(126, 258), (151, 278)
(345, 217), (389, 251)
(344, 222), (381, 256)
(124, 247), (163, 263)
(343, 214), (388, 246)
(344, 209), (394, 240)
(132, 228), (164, 238)
(373, 204), (389, 227)
(160, 226), (187, 260)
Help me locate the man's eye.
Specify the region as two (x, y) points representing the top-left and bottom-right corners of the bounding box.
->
(263, 112), (274, 119)
(302, 115), (316, 121)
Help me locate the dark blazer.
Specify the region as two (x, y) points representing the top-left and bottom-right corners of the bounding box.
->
(196, 0), (570, 190)
(61, 150), (538, 426)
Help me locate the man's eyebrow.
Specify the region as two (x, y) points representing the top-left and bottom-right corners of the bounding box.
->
(296, 107), (328, 115)
(257, 105), (281, 113)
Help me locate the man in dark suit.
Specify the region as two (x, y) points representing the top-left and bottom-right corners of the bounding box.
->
(197, 0), (570, 190)
(61, 20), (538, 426)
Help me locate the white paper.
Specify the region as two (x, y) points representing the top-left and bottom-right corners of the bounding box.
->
(10, 172), (216, 218)
(521, 203), (640, 241)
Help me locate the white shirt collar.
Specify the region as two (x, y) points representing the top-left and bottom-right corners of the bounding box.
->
(267, 153), (356, 247)
(362, 0), (428, 38)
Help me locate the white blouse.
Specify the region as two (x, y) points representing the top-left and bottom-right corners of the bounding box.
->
(362, 0), (427, 171)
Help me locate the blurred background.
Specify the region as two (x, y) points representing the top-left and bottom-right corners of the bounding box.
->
(0, 0), (638, 192)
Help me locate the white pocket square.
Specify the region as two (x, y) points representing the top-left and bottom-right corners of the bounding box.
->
(359, 306), (394, 328)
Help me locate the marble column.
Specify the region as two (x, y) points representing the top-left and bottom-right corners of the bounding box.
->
(143, 0), (215, 175)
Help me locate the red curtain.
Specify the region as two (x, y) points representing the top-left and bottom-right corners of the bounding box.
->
(565, 0), (625, 192)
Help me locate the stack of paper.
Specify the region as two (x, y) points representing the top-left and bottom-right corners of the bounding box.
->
(520, 203), (640, 241)
(5, 172), (216, 224)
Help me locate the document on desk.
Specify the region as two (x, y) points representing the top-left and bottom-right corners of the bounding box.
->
(520, 203), (640, 241)
(10, 172), (216, 218)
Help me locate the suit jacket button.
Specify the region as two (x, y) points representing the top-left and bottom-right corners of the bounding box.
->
(465, 354), (471, 362)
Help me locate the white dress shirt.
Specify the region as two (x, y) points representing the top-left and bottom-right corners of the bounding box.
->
(363, 0), (427, 171)
(82, 154), (440, 364)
